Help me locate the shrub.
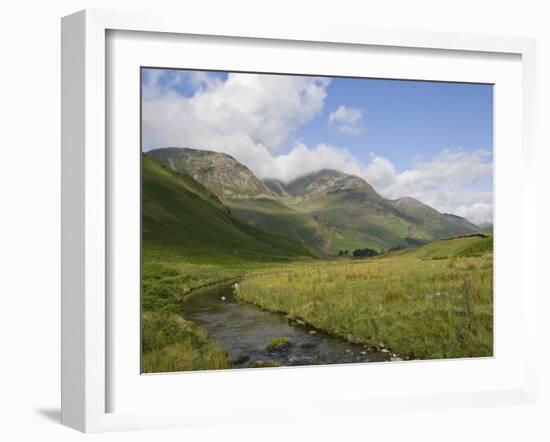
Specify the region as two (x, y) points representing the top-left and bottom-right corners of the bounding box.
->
(352, 248), (379, 258)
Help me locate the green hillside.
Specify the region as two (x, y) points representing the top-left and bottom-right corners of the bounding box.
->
(279, 170), (479, 253)
(226, 198), (327, 251)
(393, 196), (481, 239)
(142, 156), (315, 263)
(413, 234), (493, 260)
(288, 187), (433, 251)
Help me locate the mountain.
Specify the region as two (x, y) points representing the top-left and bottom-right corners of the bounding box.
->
(147, 148), (327, 251)
(393, 197), (480, 239)
(284, 169), (377, 199)
(275, 170), (439, 250)
(145, 148), (480, 253)
(478, 222), (494, 231)
(263, 178), (290, 197)
(142, 155), (315, 262)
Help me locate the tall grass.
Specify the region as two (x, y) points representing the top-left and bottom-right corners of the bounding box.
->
(236, 250), (493, 360)
(142, 311), (229, 373)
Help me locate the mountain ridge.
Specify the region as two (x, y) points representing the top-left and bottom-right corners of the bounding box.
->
(145, 147), (480, 253)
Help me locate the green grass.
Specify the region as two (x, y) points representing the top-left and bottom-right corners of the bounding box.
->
(227, 198), (327, 252)
(414, 235), (493, 260)
(285, 189), (452, 253)
(236, 236), (493, 360)
(141, 257), (242, 373)
(142, 311), (229, 372)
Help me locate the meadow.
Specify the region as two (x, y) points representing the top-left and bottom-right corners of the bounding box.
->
(236, 235), (493, 360)
(142, 234), (492, 372)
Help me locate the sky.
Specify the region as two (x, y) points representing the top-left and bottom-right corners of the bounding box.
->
(141, 68), (493, 225)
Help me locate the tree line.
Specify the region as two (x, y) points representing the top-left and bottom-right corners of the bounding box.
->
(338, 248), (379, 258)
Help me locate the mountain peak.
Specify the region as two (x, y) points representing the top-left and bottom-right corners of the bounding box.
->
(394, 196), (432, 210)
(146, 147), (275, 200)
(284, 169), (376, 198)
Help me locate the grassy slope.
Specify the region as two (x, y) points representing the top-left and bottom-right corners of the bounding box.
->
(142, 156), (316, 372)
(393, 200), (480, 240)
(287, 190), (433, 252)
(414, 235), (493, 260)
(236, 235), (493, 360)
(230, 190), (481, 255)
(226, 198), (328, 253)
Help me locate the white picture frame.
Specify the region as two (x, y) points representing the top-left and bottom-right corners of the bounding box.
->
(61, 9), (537, 433)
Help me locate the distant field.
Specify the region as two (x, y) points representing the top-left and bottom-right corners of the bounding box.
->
(236, 235), (493, 360)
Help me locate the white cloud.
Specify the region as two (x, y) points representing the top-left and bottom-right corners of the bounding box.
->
(328, 105), (364, 135)
(142, 70), (492, 225)
(363, 154), (397, 189)
(256, 143), (365, 183)
(142, 71), (330, 154)
(455, 202), (493, 225)
(361, 149), (493, 225)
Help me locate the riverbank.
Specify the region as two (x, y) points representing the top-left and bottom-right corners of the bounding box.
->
(142, 310), (230, 373)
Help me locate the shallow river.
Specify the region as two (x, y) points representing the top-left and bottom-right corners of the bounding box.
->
(182, 282), (389, 368)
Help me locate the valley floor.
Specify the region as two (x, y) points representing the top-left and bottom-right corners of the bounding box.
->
(142, 235), (493, 373)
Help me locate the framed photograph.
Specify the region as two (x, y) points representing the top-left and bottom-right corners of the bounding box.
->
(61, 9), (537, 432)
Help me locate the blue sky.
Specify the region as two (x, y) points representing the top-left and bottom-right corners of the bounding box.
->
(297, 78), (492, 172)
(141, 68), (493, 224)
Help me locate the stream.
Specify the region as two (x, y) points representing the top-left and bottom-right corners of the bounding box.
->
(182, 282), (390, 368)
